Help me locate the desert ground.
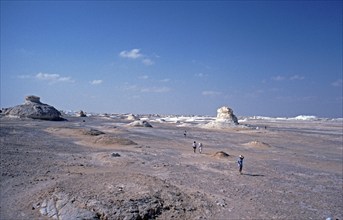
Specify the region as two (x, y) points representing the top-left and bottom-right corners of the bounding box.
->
(0, 115), (342, 220)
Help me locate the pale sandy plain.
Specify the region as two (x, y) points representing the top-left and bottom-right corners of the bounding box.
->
(0, 115), (342, 220)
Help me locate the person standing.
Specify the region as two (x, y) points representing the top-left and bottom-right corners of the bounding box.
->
(198, 142), (203, 154)
(192, 141), (197, 153)
(237, 155), (244, 174)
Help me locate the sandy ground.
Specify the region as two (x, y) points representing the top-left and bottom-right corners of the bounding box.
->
(0, 116), (342, 220)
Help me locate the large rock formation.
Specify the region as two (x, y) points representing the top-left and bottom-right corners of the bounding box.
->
(4, 95), (64, 121)
(215, 106), (238, 124)
(203, 106), (239, 128)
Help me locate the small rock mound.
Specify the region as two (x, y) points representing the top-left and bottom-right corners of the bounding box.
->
(111, 152), (121, 157)
(4, 95), (63, 121)
(243, 141), (271, 148)
(79, 110), (87, 117)
(212, 151), (230, 159)
(128, 120), (153, 128)
(126, 114), (140, 120)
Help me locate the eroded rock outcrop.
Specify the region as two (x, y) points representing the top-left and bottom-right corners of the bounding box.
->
(216, 106), (238, 124)
(4, 95), (63, 121)
(128, 120), (153, 128)
(34, 174), (211, 220)
(126, 113), (140, 120)
(203, 106), (239, 128)
(79, 110), (87, 117)
(37, 192), (98, 220)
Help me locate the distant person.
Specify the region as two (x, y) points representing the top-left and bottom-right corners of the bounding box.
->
(198, 142), (203, 154)
(237, 155), (244, 174)
(192, 141), (197, 153)
(184, 130), (187, 138)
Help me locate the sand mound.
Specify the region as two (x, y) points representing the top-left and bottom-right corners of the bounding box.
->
(212, 151), (230, 159)
(93, 135), (137, 145)
(81, 128), (105, 136)
(45, 127), (136, 147)
(243, 141), (271, 148)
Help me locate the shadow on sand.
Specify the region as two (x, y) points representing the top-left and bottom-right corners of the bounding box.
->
(242, 173), (265, 177)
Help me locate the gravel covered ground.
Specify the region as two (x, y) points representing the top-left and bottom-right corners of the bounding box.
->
(1, 116), (342, 219)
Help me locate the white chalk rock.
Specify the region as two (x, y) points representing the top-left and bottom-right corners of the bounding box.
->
(4, 95), (63, 121)
(204, 106), (239, 128)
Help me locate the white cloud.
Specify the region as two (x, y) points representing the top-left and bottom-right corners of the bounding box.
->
(122, 84), (139, 91)
(276, 95), (316, 102)
(58, 77), (73, 82)
(36, 72), (59, 80)
(192, 60), (211, 69)
(271, 76), (286, 81)
(160, 78), (170, 82)
(290, 75), (305, 80)
(119, 49), (142, 59)
(202, 91), (221, 96)
(271, 75), (305, 81)
(122, 83), (170, 93)
(141, 86), (171, 93)
(331, 79), (342, 87)
(139, 75), (149, 80)
(244, 89), (264, 98)
(142, 58), (154, 66)
(195, 73), (208, 78)
(35, 72), (74, 83)
(119, 48), (155, 66)
(90, 79), (103, 85)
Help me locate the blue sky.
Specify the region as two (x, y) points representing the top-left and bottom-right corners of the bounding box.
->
(1, 1), (342, 117)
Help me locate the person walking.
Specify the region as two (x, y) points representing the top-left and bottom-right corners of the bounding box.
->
(192, 141), (197, 153)
(237, 155), (244, 174)
(198, 142), (203, 154)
